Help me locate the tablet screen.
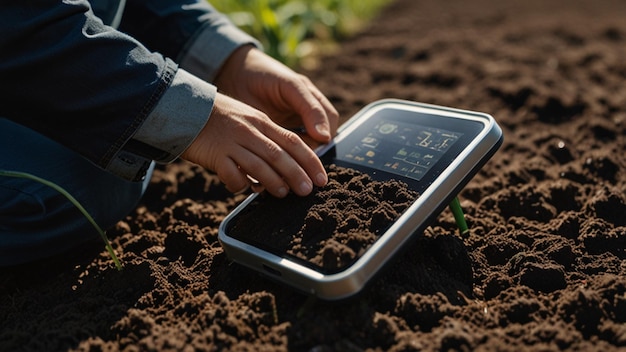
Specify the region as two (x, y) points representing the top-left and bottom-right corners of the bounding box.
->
(336, 119), (462, 181)
(325, 107), (484, 192)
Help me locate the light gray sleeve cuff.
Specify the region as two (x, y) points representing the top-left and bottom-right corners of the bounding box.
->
(178, 15), (261, 82)
(132, 68), (216, 163)
(106, 68), (216, 181)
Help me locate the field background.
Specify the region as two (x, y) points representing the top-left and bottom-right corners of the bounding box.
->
(211, 0), (390, 68)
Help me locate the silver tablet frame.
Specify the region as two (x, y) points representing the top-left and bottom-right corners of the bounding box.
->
(218, 99), (503, 300)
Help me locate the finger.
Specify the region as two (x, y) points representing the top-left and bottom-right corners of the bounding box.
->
(233, 144), (293, 198)
(246, 174), (266, 194)
(261, 127), (327, 190)
(280, 76), (334, 143)
(307, 81), (339, 137)
(215, 158), (250, 194)
(297, 132), (319, 149)
(235, 126), (322, 196)
(250, 183), (265, 194)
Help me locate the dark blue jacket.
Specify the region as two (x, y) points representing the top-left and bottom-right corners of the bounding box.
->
(0, 0), (258, 181)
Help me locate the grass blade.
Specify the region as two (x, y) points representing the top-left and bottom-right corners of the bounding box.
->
(0, 169), (123, 270)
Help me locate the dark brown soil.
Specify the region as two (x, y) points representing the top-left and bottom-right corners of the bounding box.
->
(3, 0), (626, 350)
(226, 164), (418, 272)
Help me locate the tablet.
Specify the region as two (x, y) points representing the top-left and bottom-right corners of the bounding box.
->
(218, 99), (503, 300)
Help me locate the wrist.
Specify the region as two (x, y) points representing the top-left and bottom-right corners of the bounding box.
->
(214, 44), (255, 94)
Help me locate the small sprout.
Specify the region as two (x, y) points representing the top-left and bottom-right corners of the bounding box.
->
(449, 197), (469, 235)
(0, 170), (123, 270)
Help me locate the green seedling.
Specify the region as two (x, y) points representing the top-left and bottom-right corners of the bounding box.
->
(211, 0), (391, 67)
(0, 170), (123, 270)
(449, 196), (469, 235)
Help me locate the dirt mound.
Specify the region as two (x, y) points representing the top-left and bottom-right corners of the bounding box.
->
(227, 164), (418, 271)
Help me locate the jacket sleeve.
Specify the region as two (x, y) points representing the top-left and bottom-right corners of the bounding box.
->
(113, 0), (262, 179)
(118, 0), (261, 82)
(0, 0), (259, 181)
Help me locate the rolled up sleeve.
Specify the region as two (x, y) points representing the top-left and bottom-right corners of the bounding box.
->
(105, 68), (216, 179)
(107, 0), (262, 180)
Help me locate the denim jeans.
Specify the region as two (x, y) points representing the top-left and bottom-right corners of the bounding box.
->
(0, 118), (153, 266)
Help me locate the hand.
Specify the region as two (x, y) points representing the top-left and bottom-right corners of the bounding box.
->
(214, 45), (338, 145)
(181, 93), (328, 197)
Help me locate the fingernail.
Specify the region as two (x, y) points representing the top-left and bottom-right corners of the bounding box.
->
(315, 123), (330, 138)
(277, 187), (288, 197)
(316, 172), (327, 186)
(300, 181), (313, 194)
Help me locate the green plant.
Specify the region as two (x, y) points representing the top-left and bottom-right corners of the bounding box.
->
(210, 0), (390, 67)
(449, 197), (469, 235)
(0, 170), (123, 270)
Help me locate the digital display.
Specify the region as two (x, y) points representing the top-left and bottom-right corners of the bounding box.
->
(335, 119), (463, 181)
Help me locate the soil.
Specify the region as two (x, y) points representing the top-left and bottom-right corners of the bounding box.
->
(2, 0), (626, 350)
(226, 164), (418, 272)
